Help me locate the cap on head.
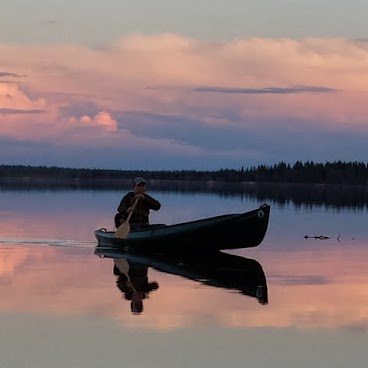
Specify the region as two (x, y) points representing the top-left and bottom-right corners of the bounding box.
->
(134, 177), (146, 186)
(131, 299), (144, 314)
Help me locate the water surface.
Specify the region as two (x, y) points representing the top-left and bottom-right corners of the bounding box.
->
(0, 188), (367, 367)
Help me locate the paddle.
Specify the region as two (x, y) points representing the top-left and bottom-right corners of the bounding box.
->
(114, 258), (136, 291)
(114, 197), (140, 239)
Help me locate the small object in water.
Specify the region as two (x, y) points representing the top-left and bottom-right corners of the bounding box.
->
(318, 235), (330, 240)
(304, 235), (330, 240)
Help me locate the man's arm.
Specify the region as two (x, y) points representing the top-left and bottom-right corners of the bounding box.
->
(144, 194), (161, 211)
(117, 193), (132, 213)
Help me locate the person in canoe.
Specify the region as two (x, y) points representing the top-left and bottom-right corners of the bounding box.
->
(114, 176), (161, 230)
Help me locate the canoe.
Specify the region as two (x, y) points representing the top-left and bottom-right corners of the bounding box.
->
(94, 203), (270, 253)
(94, 247), (268, 304)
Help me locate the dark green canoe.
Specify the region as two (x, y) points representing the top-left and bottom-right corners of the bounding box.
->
(95, 247), (268, 304)
(94, 203), (270, 252)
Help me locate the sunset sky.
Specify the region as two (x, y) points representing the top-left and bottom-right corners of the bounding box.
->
(1, 0), (368, 170)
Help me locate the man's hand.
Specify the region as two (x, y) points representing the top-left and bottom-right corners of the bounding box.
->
(134, 194), (145, 200)
(128, 194), (145, 211)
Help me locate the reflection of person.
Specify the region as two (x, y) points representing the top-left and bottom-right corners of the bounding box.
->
(113, 258), (159, 314)
(114, 177), (161, 230)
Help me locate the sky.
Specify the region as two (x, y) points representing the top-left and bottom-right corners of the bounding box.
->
(1, 0), (368, 170)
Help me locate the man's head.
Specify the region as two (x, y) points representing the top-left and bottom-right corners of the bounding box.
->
(131, 292), (144, 314)
(134, 176), (146, 194)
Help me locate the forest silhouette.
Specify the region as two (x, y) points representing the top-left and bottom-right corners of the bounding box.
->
(1, 161), (367, 185)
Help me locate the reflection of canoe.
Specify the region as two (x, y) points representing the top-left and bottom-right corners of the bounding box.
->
(95, 247), (268, 304)
(94, 204), (270, 252)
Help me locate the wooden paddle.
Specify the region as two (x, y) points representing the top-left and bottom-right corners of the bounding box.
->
(114, 197), (140, 239)
(114, 258), (136, 291)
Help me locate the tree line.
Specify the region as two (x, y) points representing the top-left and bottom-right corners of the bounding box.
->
(1, 161), (368, 185)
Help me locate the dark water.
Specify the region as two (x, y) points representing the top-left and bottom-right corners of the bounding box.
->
(0, 188), (367, 367)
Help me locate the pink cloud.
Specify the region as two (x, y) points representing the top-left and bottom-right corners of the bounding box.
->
(0, 82), (45, 111)
(1, 35), (368, 163)
(68, 111), (118, 132)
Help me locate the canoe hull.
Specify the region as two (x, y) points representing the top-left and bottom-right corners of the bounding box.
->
(95, 204), (270, 252)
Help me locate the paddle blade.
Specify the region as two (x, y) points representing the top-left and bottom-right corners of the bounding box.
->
(115, 221), (130, 239)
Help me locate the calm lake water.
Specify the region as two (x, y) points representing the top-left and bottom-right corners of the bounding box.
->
(1, 187), (367, 367)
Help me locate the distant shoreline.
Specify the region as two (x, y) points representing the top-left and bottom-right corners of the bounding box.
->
(1, 161), (368, 185)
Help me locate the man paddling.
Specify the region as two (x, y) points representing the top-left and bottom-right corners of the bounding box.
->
(114, 177), (161, 230)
